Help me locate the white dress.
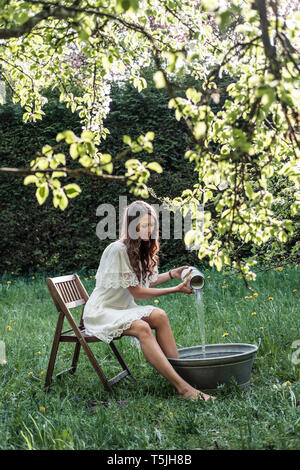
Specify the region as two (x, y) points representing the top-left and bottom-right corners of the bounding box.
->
(83, 240), (159, 343)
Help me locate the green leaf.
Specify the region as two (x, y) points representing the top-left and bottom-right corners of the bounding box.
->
(24, 175), (38, 185)
(147, 162), (163, 173)
(103, 163), (113, 174)
(38, 158), (49, 170)
(145, 132), (155, 141)
(245, 182), (254, 199)
(100, 153), (112, 165)
(55, 154), (66, 165)
(81, 130), (94, 141)
(123, 135), (132, 145)
(194, 122), (207, 139)
(70, 143), (79, 160)
(52, 171), (66, 178)
(203, 190), (213, 204)
(79, 155), (93, 167)
(140, 187), (149, 198)
(216, 10), (233, 32)
(79, 29), (90, 41)
(202, 0), (218, 10)
(59, 192), (69, 210)
(125, 159), (140, 168)
(64, 184), (82, 198)
(36, 184), (49, 205)
(64, 131), (76, 144)
(153, 71), (166, 89)
(53, 189), (68, 210)
(116, 0), (139, 12)
(42, 145), (53, 157)
(186, 88), (201, 103)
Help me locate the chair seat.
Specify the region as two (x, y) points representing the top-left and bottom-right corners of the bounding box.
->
(60, 329), (122, 343)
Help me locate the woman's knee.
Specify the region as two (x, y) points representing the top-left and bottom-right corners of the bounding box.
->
(127, 319), (153, 339)
(149, 308), (169, 327)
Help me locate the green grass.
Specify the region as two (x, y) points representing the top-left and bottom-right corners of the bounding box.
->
(0, 266), (299, 450)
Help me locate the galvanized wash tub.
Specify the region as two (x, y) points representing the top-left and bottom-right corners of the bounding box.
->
(168, 343), (258, 392)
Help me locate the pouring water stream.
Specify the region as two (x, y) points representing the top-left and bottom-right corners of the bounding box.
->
(194, 288), (206, 357)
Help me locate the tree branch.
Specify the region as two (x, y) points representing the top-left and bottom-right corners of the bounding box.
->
(0, 0), (159, 51)
(0, 2), (81, 40)
(0, 166), (125, 180)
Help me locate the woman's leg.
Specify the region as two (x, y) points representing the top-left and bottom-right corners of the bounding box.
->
(123, 319), (214, 401)
(142, 308), (179, 359)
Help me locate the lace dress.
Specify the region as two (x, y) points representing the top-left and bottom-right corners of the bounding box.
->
(83, 240), (158, 343)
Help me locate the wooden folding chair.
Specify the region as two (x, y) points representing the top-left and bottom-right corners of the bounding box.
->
(45, 274), (134, 393)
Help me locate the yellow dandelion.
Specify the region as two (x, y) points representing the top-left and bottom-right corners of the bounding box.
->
(268, 297), (274, 301)
(244, 295), (249, 299)
(36, 351), (41, 355)
(39, 406), (46, 413)
(253, 292), (258, 298)
(277, 267), (283, 271)
(154, 299), (159, 303)
(259, 326), (264, 330)
(283, 381), (292, 387)
(40, 370), (44, 376)
(292, 289), (297, 293)
(32, 276), (35, 279)
(2, 360), (7, 365)
(6, 325), (12, 331)
(7, 281), (11, 284)
(28, 372), (33, 376)
(207, 275), (211, 279)
(222, 332), (229, 337)
(251, 311), (257, 316)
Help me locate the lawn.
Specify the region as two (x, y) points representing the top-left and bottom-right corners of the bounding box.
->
(0, 266), (299, 450)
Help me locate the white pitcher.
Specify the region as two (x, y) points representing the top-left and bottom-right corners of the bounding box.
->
(181, 266), (205, 290)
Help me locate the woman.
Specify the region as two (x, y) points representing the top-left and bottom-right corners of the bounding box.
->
(83, 200), (214, 401)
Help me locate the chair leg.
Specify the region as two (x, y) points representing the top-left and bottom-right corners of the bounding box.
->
(79, 339), (113, 393)
(109, 340), (134, 379)
(70, 343), (81, 373)
(44, 312), (64, 390)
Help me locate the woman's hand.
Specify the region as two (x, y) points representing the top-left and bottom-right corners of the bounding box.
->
(171, 265), (190, 280)
(174, 268), (194, 294)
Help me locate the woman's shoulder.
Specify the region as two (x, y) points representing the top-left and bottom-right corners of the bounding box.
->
(102, 239), (126, 255)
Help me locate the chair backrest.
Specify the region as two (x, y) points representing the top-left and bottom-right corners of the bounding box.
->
(46, 274), (89, 314)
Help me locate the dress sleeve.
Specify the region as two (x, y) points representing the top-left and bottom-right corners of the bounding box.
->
(148, 264), (159, 284)
(95, 242), (140, 289)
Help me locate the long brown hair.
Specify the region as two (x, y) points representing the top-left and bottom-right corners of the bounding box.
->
(119, 201), (159, 284)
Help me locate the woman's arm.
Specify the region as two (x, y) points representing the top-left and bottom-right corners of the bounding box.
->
(149, 271), (172, 287)
(149, 266), (190, 287)
(128, 284), (178, 300)
(128, 268), (193, 300)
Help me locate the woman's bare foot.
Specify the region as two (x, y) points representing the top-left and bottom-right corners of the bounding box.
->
(180, 386), (216, 401)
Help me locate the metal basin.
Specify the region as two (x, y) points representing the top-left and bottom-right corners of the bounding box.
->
(168, 343), (258, 392)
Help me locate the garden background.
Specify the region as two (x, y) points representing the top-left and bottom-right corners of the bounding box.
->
(1, 71), (299, 451)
